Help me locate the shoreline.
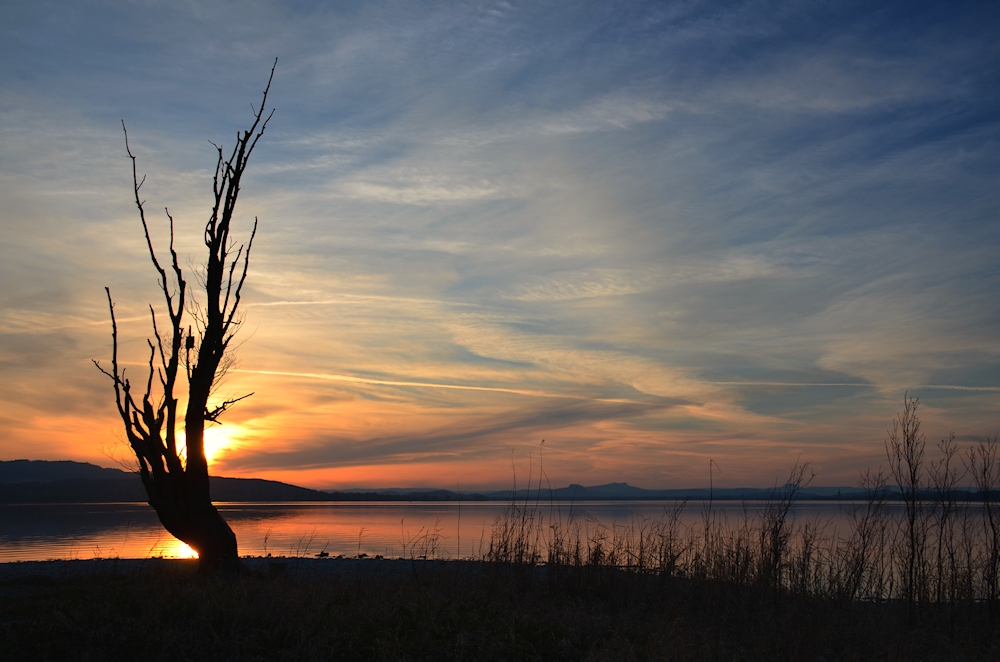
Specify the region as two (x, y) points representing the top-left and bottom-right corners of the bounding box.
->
(0, 555), (480, 581)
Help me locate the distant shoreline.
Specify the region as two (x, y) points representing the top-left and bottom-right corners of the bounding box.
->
(3, 494), (996, 505)
(4, 460), (999, 504)
(0, 556), (477, 582)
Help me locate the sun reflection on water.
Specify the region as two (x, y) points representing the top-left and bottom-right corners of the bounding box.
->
(149, 537), (198, 559)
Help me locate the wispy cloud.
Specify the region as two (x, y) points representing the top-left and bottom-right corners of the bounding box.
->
(234, 368), (677, 405)
(1, 0), (998, 488)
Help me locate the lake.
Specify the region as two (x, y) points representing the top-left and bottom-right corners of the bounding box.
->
(0, 500), (894, 562)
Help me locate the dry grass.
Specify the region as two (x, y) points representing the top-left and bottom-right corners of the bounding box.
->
(485, 404), (1000, 610)
(2, 558), (997, 661)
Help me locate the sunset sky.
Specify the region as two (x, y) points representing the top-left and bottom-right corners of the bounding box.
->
(1, 1), (998, 490)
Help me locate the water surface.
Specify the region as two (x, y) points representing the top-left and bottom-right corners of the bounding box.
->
(0, 500), (894, 562)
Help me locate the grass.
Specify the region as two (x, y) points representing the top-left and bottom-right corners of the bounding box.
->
(479, 401), (1000, 609)
(2, 559), (998, 661)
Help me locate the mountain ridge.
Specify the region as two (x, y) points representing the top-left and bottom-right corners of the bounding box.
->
(7, 460), (991, 503)
(0, 460), (885, 503)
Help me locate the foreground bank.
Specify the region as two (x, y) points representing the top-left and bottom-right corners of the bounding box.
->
(2, 557), (997, 661)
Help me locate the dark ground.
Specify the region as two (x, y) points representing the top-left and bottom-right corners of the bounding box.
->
(1, 558), (997, 661)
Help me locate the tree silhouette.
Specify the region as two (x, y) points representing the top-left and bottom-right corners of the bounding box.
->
(95, 61), (275, 572)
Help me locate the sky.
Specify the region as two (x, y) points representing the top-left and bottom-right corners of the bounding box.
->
(0, 0), (998, 490)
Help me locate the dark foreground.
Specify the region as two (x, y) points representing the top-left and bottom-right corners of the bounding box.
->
(1, 558), (997, 661)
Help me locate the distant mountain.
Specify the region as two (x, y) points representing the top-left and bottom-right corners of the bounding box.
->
(4, 460), (989, 504)
(336, 487), (490, 500)
(0, 460), (336, 504)
(348, 481), (890, 501)
(0, 461), (490, 504)
(0, 460), (131, 484)
(478, 482), (877, 501)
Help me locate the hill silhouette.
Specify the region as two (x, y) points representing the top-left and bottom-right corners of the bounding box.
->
(0, 460), (892, 503)
(0, 460), (491, 503)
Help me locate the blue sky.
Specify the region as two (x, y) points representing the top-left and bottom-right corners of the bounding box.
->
(1, 0), (998, 489)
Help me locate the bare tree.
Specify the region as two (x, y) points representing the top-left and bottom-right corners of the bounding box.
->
(94, 61), (275, 573)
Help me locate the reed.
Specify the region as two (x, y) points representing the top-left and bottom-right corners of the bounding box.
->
(481, 431), (1000, 610)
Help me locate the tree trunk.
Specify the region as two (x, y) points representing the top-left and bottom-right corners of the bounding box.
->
(141, 470), (241, 572)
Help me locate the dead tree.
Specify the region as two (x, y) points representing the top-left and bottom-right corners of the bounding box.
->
(94, 61), (275, 572)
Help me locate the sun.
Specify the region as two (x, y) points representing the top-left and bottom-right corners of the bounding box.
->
(203, 425), (241, 467)
(176, 426), (241, 469)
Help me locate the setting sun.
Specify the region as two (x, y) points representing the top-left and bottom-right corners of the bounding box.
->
(174, 426), (243, 469)
(202, 426), (242, 468)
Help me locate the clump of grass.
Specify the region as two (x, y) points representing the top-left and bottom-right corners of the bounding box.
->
(455, 412), (1000, 657)
(399, 519), (444, 560)
(482, 408), (1000, 612)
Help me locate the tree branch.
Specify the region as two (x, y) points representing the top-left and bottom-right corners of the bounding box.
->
(205, 392), (254, 423)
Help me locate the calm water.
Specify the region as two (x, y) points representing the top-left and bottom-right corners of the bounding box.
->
(0, 500), (888, 562)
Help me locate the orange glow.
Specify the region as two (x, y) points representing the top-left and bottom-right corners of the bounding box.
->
(173, 425), (244, 470)
(203, 425), (243, 468)
(15, 341), (992, 491)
